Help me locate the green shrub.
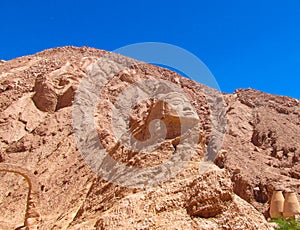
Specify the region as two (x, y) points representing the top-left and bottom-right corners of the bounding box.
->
(271, 217), (300, 230)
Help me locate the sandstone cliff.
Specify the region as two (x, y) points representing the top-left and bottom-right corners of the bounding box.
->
(1, 46), (297, 229)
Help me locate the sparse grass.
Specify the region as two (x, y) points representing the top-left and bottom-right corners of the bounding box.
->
(271, 217), (300, 230)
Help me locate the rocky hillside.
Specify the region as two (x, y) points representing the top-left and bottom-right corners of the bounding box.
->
(0, 46), (298, 229)
(216, 88), (300, 217)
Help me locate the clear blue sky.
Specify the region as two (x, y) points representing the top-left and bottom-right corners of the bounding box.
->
(1, 1), (300, 98)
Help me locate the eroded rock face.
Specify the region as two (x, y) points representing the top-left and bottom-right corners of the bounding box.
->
(32, 75), (58, 112)
(0, 163), (40, 230)
(0, 47), (274, 229)
(32, 61), (79, 113)
(92, 167), (270, 230)
(216, 89), (300, 217)
(186, 169), (233, 218)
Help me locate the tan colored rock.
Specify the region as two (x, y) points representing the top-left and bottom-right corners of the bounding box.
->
(0, 163), (40, 230)
(0, 47), (275, 229)
(91, 167), (270, 230)
(0, 118), (27, 144)
(186, 169), (233, 218)
(216, 89), (300, 217)
(32, 76), (57, 113)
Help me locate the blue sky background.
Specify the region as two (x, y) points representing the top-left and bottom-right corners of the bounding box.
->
(1, 1), (299, 98)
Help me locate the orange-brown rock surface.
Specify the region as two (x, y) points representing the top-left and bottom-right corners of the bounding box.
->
(215, 88), (300, 218)
(1, 46), (296, 229)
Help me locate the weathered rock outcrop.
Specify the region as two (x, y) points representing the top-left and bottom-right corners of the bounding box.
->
(0, 46), (288, 229)
(0, 163), (40, 230)
(216, 89), (300, 217)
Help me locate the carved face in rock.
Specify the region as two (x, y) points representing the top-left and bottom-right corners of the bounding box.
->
(160, 92), (199, 124)
(128, 91), (199, 144)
